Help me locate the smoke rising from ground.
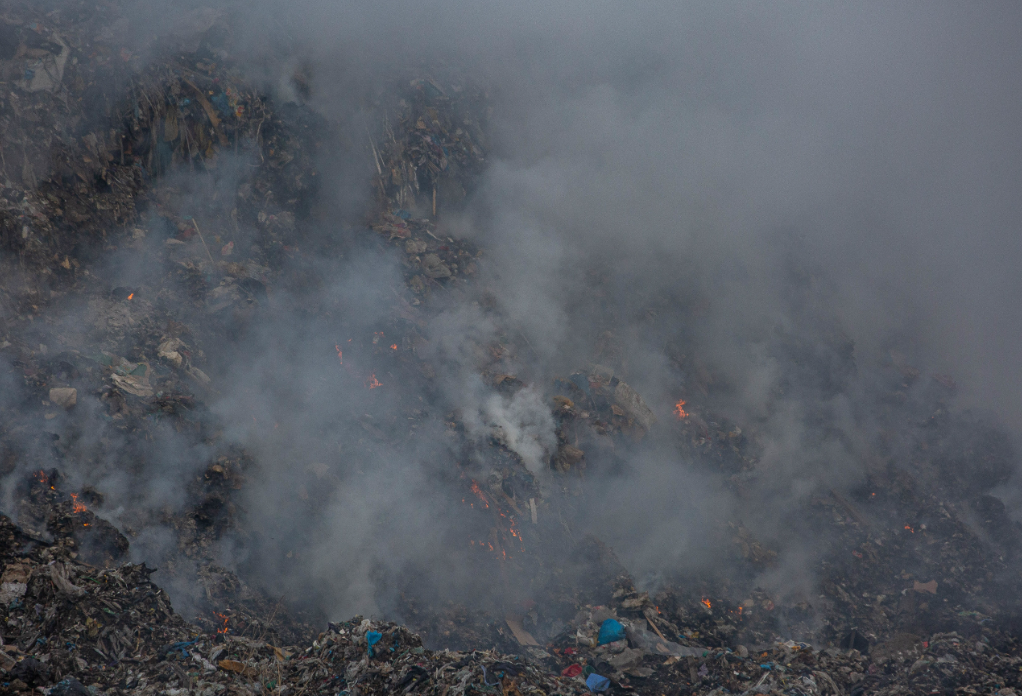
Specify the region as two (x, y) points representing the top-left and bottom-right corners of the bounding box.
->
(2, 0), (1022, 631)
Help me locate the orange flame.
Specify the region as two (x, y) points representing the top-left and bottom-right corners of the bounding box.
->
(214, 611), (230, 635)
(366, 373), (382, 389)
(390, 344), (397, 350)
(904, 524), (915, 533)
(674, 399), (689, 419)
(509, 517), (525, 552)
(35, 470), (47, 484)
(127, 293), (134, 301)
(334, 345), (343, 364)
(70, 492), (88, 514)
(701, 597), (712, 610)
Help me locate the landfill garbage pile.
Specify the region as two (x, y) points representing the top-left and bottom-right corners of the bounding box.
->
(3, 503), (1022, 696)
(2, 1), (1022, 695)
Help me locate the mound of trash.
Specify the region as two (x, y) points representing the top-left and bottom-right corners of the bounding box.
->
(2, 2), (1022, 696)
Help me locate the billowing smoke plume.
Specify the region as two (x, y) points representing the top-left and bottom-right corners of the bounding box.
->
(1, 0), (1021, 634)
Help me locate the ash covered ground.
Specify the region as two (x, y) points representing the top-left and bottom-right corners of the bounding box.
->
(1, 2), (1022, 695)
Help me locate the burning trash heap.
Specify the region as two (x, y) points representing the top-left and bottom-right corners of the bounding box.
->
(0, 3), (1022, 696)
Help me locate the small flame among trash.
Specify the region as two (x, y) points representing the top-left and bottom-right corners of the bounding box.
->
(213, 611), (230, 635)
(366, 373), (382, 389)
(904, 524), (915, 533)
(35, 469), (57, 491)
(70, 492), (88, 514)
(390, 344), (397, 350)
(674, 399), (688, 418)
(701, 597), (712, 610)
(127, 293), (134, 300)
(505, 512), (526, 552)
(334, 345), (343, 364)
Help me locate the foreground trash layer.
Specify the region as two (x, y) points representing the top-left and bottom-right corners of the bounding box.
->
(3, 510), (1022, 695)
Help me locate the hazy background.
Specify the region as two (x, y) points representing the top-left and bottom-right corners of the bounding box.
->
(219, 0), (1022, 614)
(220, 0), (1022, 422)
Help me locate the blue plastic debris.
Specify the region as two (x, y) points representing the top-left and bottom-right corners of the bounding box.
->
(585, 673), (610, 692)
(481, 666), (500, 686)
(569, 373), (592, 397)
(211, 92), (232, 117)
(164, 639), (197, 659)
(366, 631), (382, 657)
(597, 619), (625, 645)
(48, 677), (90, 696)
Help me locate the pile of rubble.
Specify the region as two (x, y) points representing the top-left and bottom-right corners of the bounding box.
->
(3, 503), (1022, 696)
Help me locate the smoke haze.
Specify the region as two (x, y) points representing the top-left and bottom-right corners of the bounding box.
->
(2, 0), (1022, 637)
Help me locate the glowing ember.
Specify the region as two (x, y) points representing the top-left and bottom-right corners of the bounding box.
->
(390, 344), (397, 350)
(35, 470), (47, 484)
(904, 524), (915, 533)
(70, 492), (88, 514)
(508, 517), (526, 551)
(674, 399), (688, 418)
(366, 373), (382, 389)
(127, 293), (134, 300)
(701, 597), (712, 610)
(469, 481), (490, 508)
(334, 344), (343, 364)
(214, 611), (230, 635)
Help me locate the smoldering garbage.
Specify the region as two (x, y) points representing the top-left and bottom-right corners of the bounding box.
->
(1, 1), (1022, 696)
(2, 502), (1022, 696)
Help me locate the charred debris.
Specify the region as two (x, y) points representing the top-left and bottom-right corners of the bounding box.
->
(0, 2), (1022, 695)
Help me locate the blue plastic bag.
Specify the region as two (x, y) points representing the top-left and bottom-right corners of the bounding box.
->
(366, 631), (382, 656)
(586, 673), (610, 692)
(597, 619), (625, 645)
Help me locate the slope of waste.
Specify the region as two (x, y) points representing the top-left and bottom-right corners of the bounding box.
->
(3, 509), (1022, 696)
(1, 2), (1022, 696)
